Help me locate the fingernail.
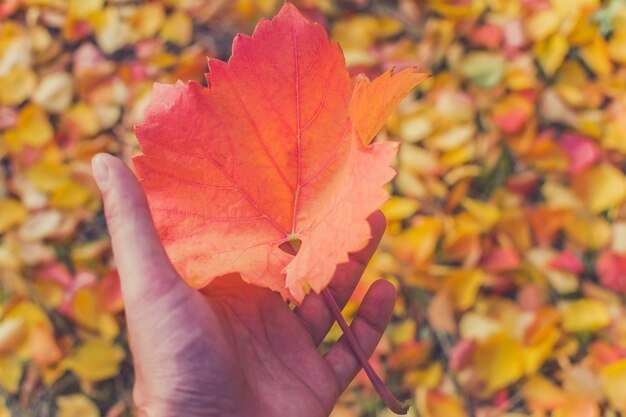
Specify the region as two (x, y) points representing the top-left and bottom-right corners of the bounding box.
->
(92, 154), (109, 191)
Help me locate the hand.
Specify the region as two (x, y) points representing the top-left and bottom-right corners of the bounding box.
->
(92, 153), (396, 417)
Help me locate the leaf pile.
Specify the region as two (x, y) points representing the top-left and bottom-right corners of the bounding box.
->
(2, 0), (626, 416)
(327, 0), (626, 416)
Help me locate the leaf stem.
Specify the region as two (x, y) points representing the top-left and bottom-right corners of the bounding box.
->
(321, 288), (408, 415)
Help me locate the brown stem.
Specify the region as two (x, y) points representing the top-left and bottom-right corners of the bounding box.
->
(322, 288), (408, 414)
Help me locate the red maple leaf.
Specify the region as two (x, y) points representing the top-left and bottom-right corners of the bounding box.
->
(134, 3), (427, 303)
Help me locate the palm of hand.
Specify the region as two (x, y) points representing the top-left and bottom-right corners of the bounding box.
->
(134, 277), (339, 417)
(132, 265), (393, 417)
(94, 155), (394, 417)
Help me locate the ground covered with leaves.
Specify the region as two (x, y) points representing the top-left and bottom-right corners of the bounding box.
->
(1, 0), (626, 416)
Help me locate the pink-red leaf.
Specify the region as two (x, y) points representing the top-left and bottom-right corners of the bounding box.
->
(134, 3), (426, 301)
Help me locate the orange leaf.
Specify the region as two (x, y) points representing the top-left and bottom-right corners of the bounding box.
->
(135, 3), (424, 301)
(350, 68), (429, 145)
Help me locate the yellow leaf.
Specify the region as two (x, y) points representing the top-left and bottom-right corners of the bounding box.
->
(382, 197), (420, 222)
(72, 288), (100, 331)
(564, 212), (611, 250)
(0, 200), (27, 233)
(523, 327), (559, 374)
(473, 332), (524, 393)
(405, 362), (443, 389)
(5, 301), (53, 334)
(567, 11), (598, 46)
(440, 143), (475, 167)
(33, 280), (64, 309)
(4, 301), (60, 365)
(443, 219), (481, 260)
(72, 288), (119, 340)
(561, 299), (611, 333)
(522, 375), (567, 411)
(61, 339), (125, 382)
(526, 10), (561, 42)
(505, 66), (537, 91)
(444, 269), (483, 310)
(535, 34), (569, 76)
(393, 217), (442, 266)
(26, 161), (68, 192)
(572, 164), (626, 213)
(389, 320), (417, 346)
(69, 0), (103, 19)
(0, 355), (22, 394)
(580, 35), (612, 76)
(56, 394), (100, 417)
(332, 15), (401, 50)
(604, 120), (626, 154)
(609, 31), (626, 64)
(601, 359), (626, 412)
(430, 0), (479, 18)
(160, 11), (192, 46)
(0, 66), (36, 105)
(0, 399), (11, 417)
(129, 3), (165, 39)
(97, 313), (120, 341)
(63, 103), (100, 137)
(461, 198), (500, 231)
(554, 83), (586, 108)
(4, 105), (53, 151)
(50, 181), (91, 209)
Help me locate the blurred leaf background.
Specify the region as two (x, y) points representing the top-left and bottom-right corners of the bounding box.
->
(2, 0), (626, 416)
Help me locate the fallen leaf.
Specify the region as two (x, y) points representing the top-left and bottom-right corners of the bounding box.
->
(0, 200), (27, 233)
(596, 250), (626, 293)
(473, 332), (525, 393)
(4, 104), (53, 151)
(61, 339), (125, 382)
(56, 394), (100, 417)
(444, 269), (483, 310)
(160, 11), (192, 46)
(601, 359), (626, 412)
(572, 164), (626, 214)
(0, 66), (36, 105)
(0, 355), (22, 394)
(416, 389), (468, 417)
(548, 251), (584, 274)
(32, 72), (74, 113)
(459, 51), (506, 88)
(561, 299), (611, 333)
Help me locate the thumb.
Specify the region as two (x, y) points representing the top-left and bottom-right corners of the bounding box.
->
(92, 153), (192, 316)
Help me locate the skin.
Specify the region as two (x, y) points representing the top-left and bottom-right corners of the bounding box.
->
(92, 153), (396, 417)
